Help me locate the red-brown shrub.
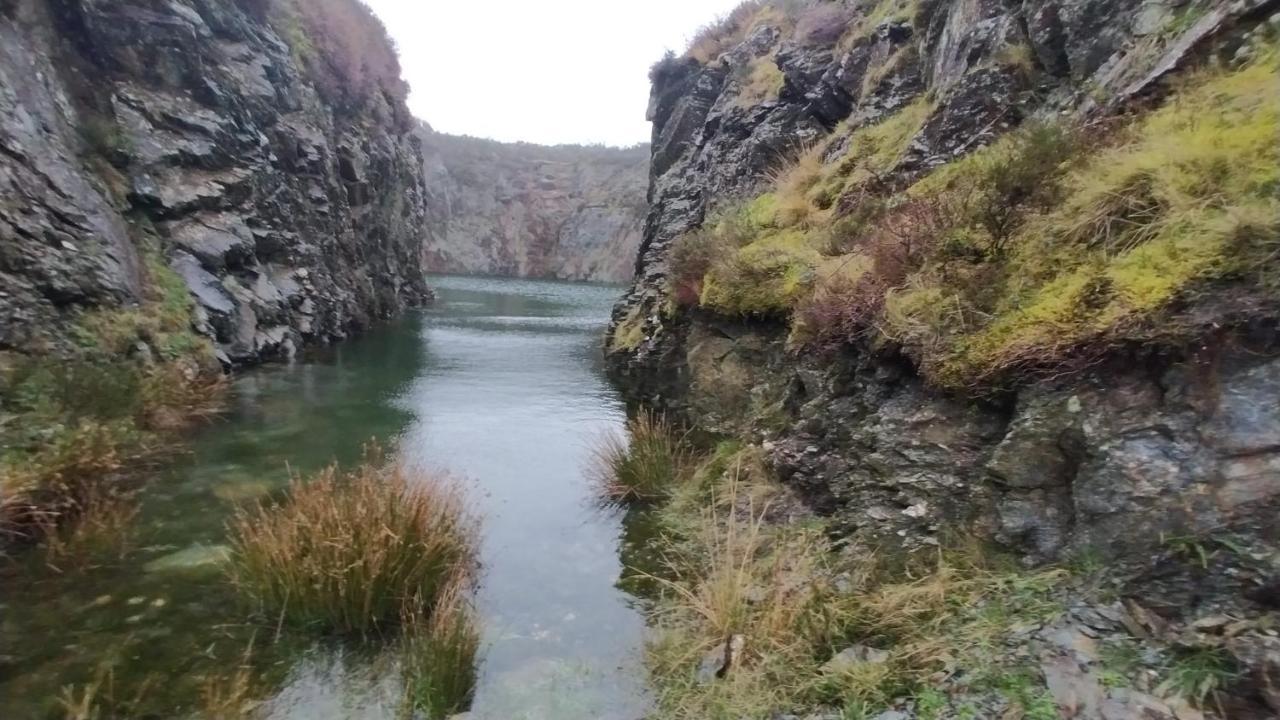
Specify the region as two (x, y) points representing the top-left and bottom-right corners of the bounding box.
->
(272, 0), (410, 125)
(795, 195), (956, 350)
(795, 3), (851, 46)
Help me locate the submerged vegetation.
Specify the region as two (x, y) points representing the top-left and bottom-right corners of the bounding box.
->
(665, 48), (1279, 390)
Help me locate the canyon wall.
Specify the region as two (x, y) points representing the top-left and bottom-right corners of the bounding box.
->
(420, 129), (647, 283)
(609, 0), (1280, 564)
(0, 0), (430, 367)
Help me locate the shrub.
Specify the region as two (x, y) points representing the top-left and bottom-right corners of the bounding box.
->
(795, 3), (852, 47)
(591, 409), (691, 503)
(398, 579), (481, 719)
(268, 0), (410, 124)
(686, 1), (772, 64)
(228, 451), (476, 635)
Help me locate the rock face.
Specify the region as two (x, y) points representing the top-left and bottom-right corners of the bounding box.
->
(0, 0), (430, 366)
(419, 128), (647, 283)
(609, 0), (1280, 563)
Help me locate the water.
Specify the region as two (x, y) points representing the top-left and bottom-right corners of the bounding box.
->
(0, 275), (650, 719)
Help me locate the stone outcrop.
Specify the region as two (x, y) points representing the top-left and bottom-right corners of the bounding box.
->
(609, 0), (1280, 563)
(419, 128), (647, 283)
(0, 0), (430, 366)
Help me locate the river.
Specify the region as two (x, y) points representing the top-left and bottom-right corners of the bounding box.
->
(0, 275), (651, 720)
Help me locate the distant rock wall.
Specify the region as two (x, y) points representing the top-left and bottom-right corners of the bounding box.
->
(0, 0), (430, 366)
(420, 129), (647, 283)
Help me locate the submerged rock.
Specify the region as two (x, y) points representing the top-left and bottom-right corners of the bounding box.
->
(144, 544), (231, 574)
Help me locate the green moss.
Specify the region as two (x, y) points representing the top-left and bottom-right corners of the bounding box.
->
(928, 52), (1280, 385)
(818, 97), (932, 198)
(700, 229), (823, 316)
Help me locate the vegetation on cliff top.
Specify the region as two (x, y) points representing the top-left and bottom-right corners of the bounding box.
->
(667, 49), (1280, 390)
(241, 0), (411, 126)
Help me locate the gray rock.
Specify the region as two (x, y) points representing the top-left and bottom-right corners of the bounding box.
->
(821, 644), (890, 675)
(0, 0), (430, 365)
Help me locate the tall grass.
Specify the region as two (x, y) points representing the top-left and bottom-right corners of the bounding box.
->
(398, 577), (481, 720)
(643, 448), (1070, 719)
(591, 409), (692, 503)
(228, 451), (476, 635)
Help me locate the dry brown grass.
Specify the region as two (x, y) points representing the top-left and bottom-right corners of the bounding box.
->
(642, 449), (1071, 719)
(228, 448), (477, 635)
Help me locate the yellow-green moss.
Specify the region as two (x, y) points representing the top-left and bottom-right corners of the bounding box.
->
(610, 306), (648, 352)
(926, 52), (1280, 384)
(814, 97), (933, 200)
(700, 229), (823, 316)
(735, 56), (786, 107)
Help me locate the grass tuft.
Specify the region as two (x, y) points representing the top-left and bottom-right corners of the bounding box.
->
(227, 448), (476, 636)
(398, 576), (481, 720)
(591, 409), (692, 503)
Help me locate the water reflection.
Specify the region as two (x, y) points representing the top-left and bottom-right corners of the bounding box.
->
(0, 275), (649, 720)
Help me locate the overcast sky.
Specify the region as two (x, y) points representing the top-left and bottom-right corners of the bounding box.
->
(361, 0), (745, 147)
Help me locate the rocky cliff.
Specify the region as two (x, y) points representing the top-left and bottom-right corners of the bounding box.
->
(419, 129), (647, 283)
(0, 0), (430, 367)
(609, 3), (1279, 713)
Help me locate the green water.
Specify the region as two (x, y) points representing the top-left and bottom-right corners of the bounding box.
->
(0, 275), (651, 719)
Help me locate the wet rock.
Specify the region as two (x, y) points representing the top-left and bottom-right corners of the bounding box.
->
(144, 543), (231, 573)
(0, 0), (430, 364)
(697, 634), (747, 683)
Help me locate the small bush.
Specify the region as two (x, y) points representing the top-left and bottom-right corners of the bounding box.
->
(228, 451), (476, 635)
(268, 0), (410, 125)
(795, 4), (852, 47)
(591, 409), (691, 503)
(399, 579), (481, 720)
(686, 1), (772, 64)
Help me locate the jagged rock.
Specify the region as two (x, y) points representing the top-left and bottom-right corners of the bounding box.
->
(607, 0), (1280, 566)
(0, 0), (430, 365)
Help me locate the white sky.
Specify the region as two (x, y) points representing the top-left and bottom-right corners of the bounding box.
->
(361, 0), (746, 147)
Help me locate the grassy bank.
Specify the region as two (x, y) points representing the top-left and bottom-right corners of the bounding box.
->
(0, 253), (222, 556)
(603, 417), (1245, 719)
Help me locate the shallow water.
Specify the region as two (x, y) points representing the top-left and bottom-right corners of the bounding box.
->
(0, 275), (650, 719)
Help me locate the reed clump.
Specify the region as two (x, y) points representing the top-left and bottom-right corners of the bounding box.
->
(591, 409), (692, 503)
(228, 451), (476, 636)
(398, 578), (481, 720)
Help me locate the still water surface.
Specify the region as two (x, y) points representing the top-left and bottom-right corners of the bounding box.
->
(0, 275), (649, 719)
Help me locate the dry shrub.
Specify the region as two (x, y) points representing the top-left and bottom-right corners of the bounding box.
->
(793, 194), (951, 350)
(228, 449), (476, 635)
(795, 3), (852, 46)
(686, 0), (771, 63)
(591, 409), (692, 503)
(270, 0), (410, 125)
(669, 228), (732, 306)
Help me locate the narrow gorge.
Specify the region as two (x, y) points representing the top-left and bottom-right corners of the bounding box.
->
(0, 0), (1277, 719)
